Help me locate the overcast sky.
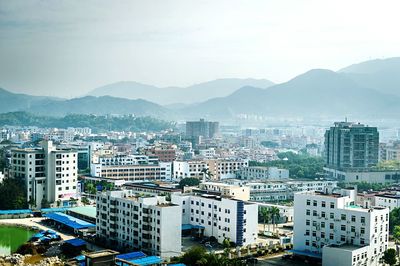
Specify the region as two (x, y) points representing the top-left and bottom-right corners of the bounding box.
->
(1, 0), (400, 98)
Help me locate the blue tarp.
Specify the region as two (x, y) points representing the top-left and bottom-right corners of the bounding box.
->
(117, 251), (146, 261)
(130, 256), (162, 266)
(65, 238), (87, 247)
(45, 212), (95, 229)
(182, 224), (205, 230)
(169, 264), (186, 266)
(0, 209), (32, 215)
(75, 255), (86, 261)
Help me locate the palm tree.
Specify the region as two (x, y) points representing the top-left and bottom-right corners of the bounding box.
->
(260, 207), (271, 232)
(270, 207), (280, 233)
(200, 168), (214, 182)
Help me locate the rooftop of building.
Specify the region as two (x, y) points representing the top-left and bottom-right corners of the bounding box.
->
(375, 193), (400, 199)
(85, 249), (120, 259)
(68, 206), (96, 219)
(325, 244), (368, 252)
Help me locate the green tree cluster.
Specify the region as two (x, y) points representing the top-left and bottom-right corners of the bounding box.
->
(0, 112), (175, 133)
(260, 141), (279, 148)
(382, 248), (397, 266)
(0, 178), (28, 210)
(178, 178), (200, 189)
(259, 206), (281, 232)
(250, 152), (324, 179)
(390, 208), (400, 232)
(179, 246), (245, 266)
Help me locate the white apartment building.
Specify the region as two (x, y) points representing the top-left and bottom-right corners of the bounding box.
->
(11, 141), (78, 208)
(245, 180), (338, 202)
(173, 160), (208, 180)
(96, 190), (181, 258)
(173, 159), (248, 181)
(199, 182), (250, 201)
(293, 189), (389, 266)
(171, 193), (258, 246)
(198, 148), (216, 159)
(375, 194), (400, 211)
(238, 166), (289, 180)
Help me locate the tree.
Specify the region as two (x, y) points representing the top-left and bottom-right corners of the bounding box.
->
(180, 246), (206, 266)
(260, 207), (271, 232)
(81, 197), (90, 206)
(41, 198), (50, 208)
(382, 248), (397, 266)
(390, 208), (400, 232)
(0, 178), (28, 210)
(200, 168), (214, 182)
(178, 178), (200, 189)
(85, 182), (97, 195)
(270, 206), (281, 232)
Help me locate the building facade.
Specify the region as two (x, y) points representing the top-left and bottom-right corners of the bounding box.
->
(96, 190), (181, 258)
(186, 119), (219, 139)
(324, 122), (379, 170)
(10, 141), (78, 208)
(238, 166), (289, 180)
(293, 189), (389, 266)
(171, 193), (258, 246)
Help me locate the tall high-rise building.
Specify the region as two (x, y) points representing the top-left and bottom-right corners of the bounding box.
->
(185, 119), (219, 139)
(10, 141), (78, 208)
(324, 122), (379, 170)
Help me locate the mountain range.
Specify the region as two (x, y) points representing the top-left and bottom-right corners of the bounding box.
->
(88, 78), (275, 105)
(1, 57), (400, 120)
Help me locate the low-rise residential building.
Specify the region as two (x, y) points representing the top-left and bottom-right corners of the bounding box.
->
(324, 168), (400, 183)
(245, 180), (337, 202)
(96, 190), (181, 258)
(207, 159), (249, 180)
(173, 160), (208, 180)
(238, 166), (289, 180)
(171, 193), (258, 246)
(293, 188), (389, 266)
(375, 193), (400, 211)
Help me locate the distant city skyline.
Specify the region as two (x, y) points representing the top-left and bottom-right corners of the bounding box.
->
(1, 0), (400, 97)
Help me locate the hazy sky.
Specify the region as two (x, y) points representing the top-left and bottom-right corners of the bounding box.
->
(1, 0), (400, 98)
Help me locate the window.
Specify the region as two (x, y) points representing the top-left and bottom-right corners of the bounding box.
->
(360, 227), (365, 234)
(361, 216), (365, 223)
(340, 235), (346, 242)
(306, 210), (310, 216)
(306, 220), (310, 226)
(313, 210), (317, 217)
(341, 214), (346, 220)
(341, 225), (346, 231)
(322, 201), (326, 207)
(313, 200), (317, 207)
(330, 213), (334, 219)
(321, 211), (326, 218)
(330, 202), (335, 209)
(351, 226), (355, 232)
(351, 215), (356, 222)
(306, 200), (311, 206)
(330, 223), (334, 229)
(321, 222), (325, 228)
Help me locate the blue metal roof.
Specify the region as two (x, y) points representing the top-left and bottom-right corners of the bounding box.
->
(130, 256), (162, 266)
(45, 212), (95, 229)
(65, 238), (87, 247)
(41, 207), (69, 213)
(168, 264), (186, 266)
(0, 209), (32, 215)
(181, 224), (205, 230)
(117, 251), (146, 261)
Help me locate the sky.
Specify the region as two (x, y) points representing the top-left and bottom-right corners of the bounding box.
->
(1, 0), (400, 98)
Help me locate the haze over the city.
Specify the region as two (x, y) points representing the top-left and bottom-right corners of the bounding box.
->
(1, 0), (400, 98)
